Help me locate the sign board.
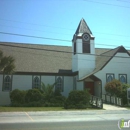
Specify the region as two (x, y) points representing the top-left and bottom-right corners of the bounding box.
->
(127, 88), (130, 100)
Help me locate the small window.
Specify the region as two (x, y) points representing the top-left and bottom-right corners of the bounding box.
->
(55, 76), (63, 92)
(106, 74), (114, 82)
(33, 76), (40, 88)
(74, 42), (76, 55)
(119, 74), (127, 83)
(83, 42), (90, 53)
(3, 75), (12, 91)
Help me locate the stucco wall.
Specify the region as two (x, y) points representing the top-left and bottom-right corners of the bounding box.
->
(41, 76), (55, 85)
(95, 52), (130, 94)
(0, 75), (3, 92)
(12, 75), (32, 90)
(62, 76), (73, 97)
(72, 39), (95, 78)
(94, 81), (101, 97)
(77, 81), (84, 90)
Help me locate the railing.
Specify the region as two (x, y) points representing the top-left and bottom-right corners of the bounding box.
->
(102, 94), (122, 106)
(90, 95), (103, 109)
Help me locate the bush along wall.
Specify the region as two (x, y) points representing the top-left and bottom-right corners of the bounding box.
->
(64, 90), (90, 109)
(10, 83), (66, 107)
(105, 79), (130, 105)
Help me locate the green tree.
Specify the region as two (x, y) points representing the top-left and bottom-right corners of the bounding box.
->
(105, 79), (130, 105)
(0, 50), (15, 74)
(41, 82), (55, 99)
(105, 79), (122, 96)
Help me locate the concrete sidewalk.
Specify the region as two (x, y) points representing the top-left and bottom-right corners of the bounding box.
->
(103, 103), (128, 110)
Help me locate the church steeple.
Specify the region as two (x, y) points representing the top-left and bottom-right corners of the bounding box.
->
(75, 18), (92, 35)
(72, 18), (95, 79)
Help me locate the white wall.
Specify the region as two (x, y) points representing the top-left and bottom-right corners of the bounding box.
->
(94, 81), (101, 97)
(95, 52), (130, 94)
(12, 75), (32, 90)
(41, 76), (55, 85)
(77, 81), (84, 90)
(72, 38), (95, 79)
(0, 75), (3, 92)
(63, 76), (73, 97)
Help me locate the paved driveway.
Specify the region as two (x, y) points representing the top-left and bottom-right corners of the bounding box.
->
(103, 103), (127, 110)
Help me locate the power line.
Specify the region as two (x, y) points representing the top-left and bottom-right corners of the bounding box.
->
(117, 0), (130, 3)
(0, 31), (71, 42)
(0, 42), (130, 59)
(0, 24), (71, 36)
(84, 0), (130, 8)
(1, 31), (130, 48)
(1, 24), (130, 39)
(0, 18), (74, 31)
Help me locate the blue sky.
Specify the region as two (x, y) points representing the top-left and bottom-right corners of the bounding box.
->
(0, 0), (130, 49)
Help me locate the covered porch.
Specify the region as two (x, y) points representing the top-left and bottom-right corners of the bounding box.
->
(79, 75), (102, 98)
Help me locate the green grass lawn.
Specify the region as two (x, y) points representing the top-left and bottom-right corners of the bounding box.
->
(0, 106), (101, 112)
(0, 107), (64, 112)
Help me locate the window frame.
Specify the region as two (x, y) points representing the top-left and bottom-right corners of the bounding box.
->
(119, 74), (127, 84)
(106, 73), (115, 83)
(32, 76), (41, 88)
(82, 42), (90, 53)
(74, 42), (76, 55)
(55, 76), (64, 92)
(2, 75), (12, 91)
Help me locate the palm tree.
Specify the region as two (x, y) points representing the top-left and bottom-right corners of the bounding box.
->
(0, 50), (15, 74)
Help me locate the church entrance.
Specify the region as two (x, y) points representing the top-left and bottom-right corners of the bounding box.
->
(84, 82), (94, 95)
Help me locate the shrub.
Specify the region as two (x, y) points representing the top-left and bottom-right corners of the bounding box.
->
(10, 89), (26, 105)
(105, 79), (122, 96)
(24, 101), (43, 107)
(105, 80), (130, 105)
(45, 95), (66, 107)
(25, 88), (43, 103)
(119, 84), (130, 105)
(64, 90), (90, 109)
(41, 82), (55, 101)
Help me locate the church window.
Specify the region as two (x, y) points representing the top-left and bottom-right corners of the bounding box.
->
(74, 42), (76, 54)
(119, 74), (127, 83)
(55, 76), (63, 92)
(106, 74), (114, 82)
(3, 75), (12, 91)
(33, 76), (41, 88)
(83, 42), (90, 53)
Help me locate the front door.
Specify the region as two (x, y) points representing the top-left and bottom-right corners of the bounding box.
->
(84, 82), (94, 95)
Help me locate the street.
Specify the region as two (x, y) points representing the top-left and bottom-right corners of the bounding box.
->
(0, 110), (130, 130)
(0, 121), (120, 130)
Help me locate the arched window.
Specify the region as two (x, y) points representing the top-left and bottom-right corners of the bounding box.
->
(33, 76), (40, 88)
(56, 77), (63, 92)
(119, 75), (127, 83)
(107, 75), (113, 82)
(106, 74), (114, 82)
(3, 75), (11, 91)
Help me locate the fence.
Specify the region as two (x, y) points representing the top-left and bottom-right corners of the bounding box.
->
(90, 95), (103, 109)
(102, 94), (122, 106)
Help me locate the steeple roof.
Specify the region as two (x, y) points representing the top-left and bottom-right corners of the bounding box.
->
(75, 18), (92, 35)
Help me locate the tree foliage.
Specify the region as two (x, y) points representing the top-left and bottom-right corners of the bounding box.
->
(0, 50), (15, 74)
(105, 79), (122, 96)
(64, 90), (90, 109)
(105, 79), (130, 105)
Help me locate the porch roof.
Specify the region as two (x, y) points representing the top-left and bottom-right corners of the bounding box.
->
(78, 74), (101, 82)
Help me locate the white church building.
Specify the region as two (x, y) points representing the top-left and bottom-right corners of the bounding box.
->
(0, 18), (130, 105)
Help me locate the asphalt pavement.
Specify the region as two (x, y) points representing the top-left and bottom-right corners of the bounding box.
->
(0, 110), (130, 130)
